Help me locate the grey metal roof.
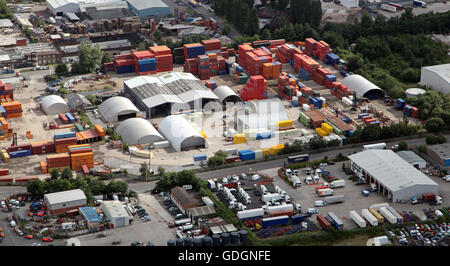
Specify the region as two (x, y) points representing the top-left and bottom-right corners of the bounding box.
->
(127, 0), (168, 10)
(426, 143), (450, 160)
(67, 93), (92, 110)
(158, 115), (205, 152)
(188, 205), (216, 218)
(210, 224), (238, 234)
(421, 64), (450, 84)
(348, 150), (438, 192)
(342, 74), (384, 98)
(396, 151), (426, 165)
(0, 19), (13, 28)
(213, 85), (241, 103)
(44, 189), (86, 205)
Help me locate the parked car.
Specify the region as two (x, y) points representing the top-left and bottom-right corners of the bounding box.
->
(42, 237), (53, 242)
(24, 234), (33, 239)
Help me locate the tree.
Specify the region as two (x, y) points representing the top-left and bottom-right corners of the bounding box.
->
(418, 145), (426, 153)
(27, 179), (46, 197)
(154, 30), (162, 40)
(60, 168), (73, 180)
(424, 117), (445, 133)
(71, 41), (103, 74)
(122, 143), (129, 153)
(246, 8), (259, 36)
(101, 52), (113, 64)
(139, 163), (151, 180)
(55, 63), (69, 77)
(360, 124), (381, 141)
(261, 29), (272, 40)
(157, 166), (166, 176)
(222, 25), (231, 36)
(50, 168), (59, 180)
(436, 134), (447, 144)
(346, 55), (364, 72)
(397, 141), (408, 151)
(426, 134), (438, 145)
(309, 136), (327, 150)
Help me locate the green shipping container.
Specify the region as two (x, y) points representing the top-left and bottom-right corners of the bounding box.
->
(75, 123), (84, 132)
(324, 119), (343, 135)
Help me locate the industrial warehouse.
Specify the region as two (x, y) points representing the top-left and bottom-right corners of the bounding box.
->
(348, 150), (439, 203)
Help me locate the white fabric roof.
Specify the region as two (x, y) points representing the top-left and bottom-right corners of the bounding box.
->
(116, 118), (165, 145)
(158, 115), (205, 152)
(342, 74), (384, 98)
(98, 96), (139, 122)
(124, 76), (162, 89)
(421, 64), (450, 84)
(126, 0), (168, 10)
(348, 150), (438, 192)
(44, 189), (86, 205)
(41, 95), (69, 115)
(213, 85), (240, 103)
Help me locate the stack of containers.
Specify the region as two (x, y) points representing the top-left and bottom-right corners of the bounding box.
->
(309, 97), (322, 109)
(46, 153), (70, 172)
(262, 61), (282, 80)
(239, 75), (267, 101)
(300, 57), (320, 81)
(305, 38), (317, 57)
(316, 41), (331, 61)
(1, 101), (22, 118)
(94, 124), (105, 137)
(184, 43), (205, 59)
(204, 80), (217, 90)
(208, 53), (218, 77)
(238, 149), (255, 161)
(40, 161), (47, 174)
(114, 54), (135, 74)
(65, 112), (76, 123)
(0, 81), (14, 102)
(324, 53), (340, 66)
(68, 144), (94, 170)
(293, 52), (307, 73)
(217, 56), (227, 75)
(269, 39), (286, 48)
(173, 47), (185, 64)
(220, 47), (229, 59)
(395, 98), (406, 109)
(336, 84), (351, 100)
(31, 140), (55, 155)
(54, 132), (77, 153)
(132, 50), (156, 75)
(149, 45), (173, 73)
(237, 44), (253, 69)
(0, 117), (11, 140)
(1, 149), (10, 163)
(0, 105), (6, 117)
(313, 67), (332, 86)
(183, 58), (198, 75)
(316, 127), (329, 137)
(59, 113), (69, 124)
(7, 144), (32, 158)
(233, 134), (246, 144)
(277, 44), (295, 63)
(197, 54), (210, 80)
(404, 105), (413, 117)
(269, 144), (284, 155)
(325, 74), (337, 89)
(201, 39), (221, 53)
(321, 123), (333, 134)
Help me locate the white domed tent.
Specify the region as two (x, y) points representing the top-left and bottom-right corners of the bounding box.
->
(342, 74), (385, 100)
(116, 118), (165, 145)
(41, 95), (70, 115)
(158, 115), (206, 152)
(213, 85), (241, 104)
(98, 96), (139, 123)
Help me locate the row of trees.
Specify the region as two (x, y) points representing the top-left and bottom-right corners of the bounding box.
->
(290, 0), (322, 28)
(0, 0), (12, 19)
(282, 136), (340, 154)
(407, 91), (450, 131)
(349, 122), (420, 143)
(154, 170), (201, 193)
(212, 0), (259, 36)
(26, 169), (129, 204)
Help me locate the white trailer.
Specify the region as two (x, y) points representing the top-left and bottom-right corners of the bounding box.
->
(387, 206), (403, 223)
(370, 202), (389, 211)
(381, 3), (397, 12)
(379, 207), (397, 224)
(261, 193), (282, 202)
(237, 208), (265, 220)
(361, 208), (378, 227)
(174, 218), (192, 226)
(202, 197), (214, 207)
(325, 195), (345, 204)
(413, 210), (427, 221)
(291, 176), (302, 187)
(349, 210), (366, 228)
(363, 143), (386, 150)
(267, 204), (294, 215)
(317, 188), (334, 197)
(330, 180), (345, 188)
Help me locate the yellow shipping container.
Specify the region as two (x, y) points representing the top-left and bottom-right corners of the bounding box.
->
(233, 134), (246, 144)
(278, 120), (293, 128)
(322, 104), (326, 108)
(269, 144), (285, 155)
(321, 123), (333, 134)
(316, 127), (329, 137)
(262, 148), (269, 157)
(68, 144), (90, 149)
(200, 131), (207, 138)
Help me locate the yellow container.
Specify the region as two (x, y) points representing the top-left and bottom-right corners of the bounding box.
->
(277, 120), (293, 128)
(269, 144), (285, 155)
(200, 131), (207, 138)
(322, 104), (326, 108)
(321, 123), (333, 134)
(262, 148), (269, 157)
(233, 134), (246, 144)
(316, 127), (329, 137)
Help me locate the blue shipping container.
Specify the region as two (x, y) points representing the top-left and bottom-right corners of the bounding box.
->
(9, 149), (32, 158)
(299, 68), (310, 81)
(193, 154), (207, 161)
(65, 113), (75, 123)
(116, 64), (134, 74)
(326, 53), (340, 65)
(325, 74), (337, 82)
(292, 100), (300, 107)
(291, 214), (306, 223)
(236, 66), (243, 72)
(238, 149), (255, 161)
(256, 131), (274, 140)
(358, 113), (369, 119)
(55, 132), (76, 140)
(262, 216), (290, 227)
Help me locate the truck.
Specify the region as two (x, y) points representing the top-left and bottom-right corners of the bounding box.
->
(379, 207), (397, 224)
(422, 193), (442, 205)
(291, 176), (302, 187)
(381, 3), (397, 12)
(237, 208), (264, 220)
(168, 218), (192, 228)
(349, 210), (366, 228)
(317, 188), (334, 197)
(291, 214), (307, 223)
(316, 214), (331, 231)
(325, 195), (345, 204)
(325, 212), (343, 230)
(386, 207), (404, 224)
(413, 210), (427, 221)
(267, 204), (294, 215)
(287, 154), (309, 164)
(207, 180), (216, 191)
(361, 209), (378, 227)
(412, 0), (426, 8)
(369, 208), (384, 224)
(261, 193), (282, 203)
(330, 180), (345, 188)
(315, 185), (330, 192)
(363, 142), (386, 150)
(261, 215), (289, 227)
(179, 223), (194, 232)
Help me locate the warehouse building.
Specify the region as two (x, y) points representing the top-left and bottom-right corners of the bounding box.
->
(47, 0), (81, 16)
(348, 150), (438, 203)
(342, 74), (385, 99)
(235, 98), (288, 132)
(419, 64), (450, 95)
(127, 0), (170, 18)
(187, 205), (216, 220)
(159, 115), (207, 152)
(79, 207), (102, 229)
(98, 96), (139, 123)
(213, 85), (242, 104)
(397, 150), (426, 169)
(102, 200), (133, 228)
(425, 143), (450, 167)
(116, 118), (165, 145)
(67, 93), (93, 112)
(41, 95), (70, 115)
(44, 189), (87, 215)
(170, 186), (201, 215)
(79, 1), (130, 19)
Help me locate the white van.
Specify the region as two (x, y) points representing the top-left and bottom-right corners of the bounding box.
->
(10, 220), (16, 227)
(314, 200), (326, 207)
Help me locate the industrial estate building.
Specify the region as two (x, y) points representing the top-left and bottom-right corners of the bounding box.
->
(98, 96), (139, 123)
(159, 115), (207, 152)
(342, 74), (385, 99)
(397, 150), (427, 169)
(79, 207), (102, 229)
(419, 63), (450, 95)
(170, 186), (201, 215)
(101, 200), (133, 227)
(116, 117), (165, 145)
(127, 0), (170, 18)
(236, 98), (288, 131)
(44, 189), (87, 215)
(425, 143), (450, 167)
(348, 150), (439, 203)
(40, 95), (70, 115)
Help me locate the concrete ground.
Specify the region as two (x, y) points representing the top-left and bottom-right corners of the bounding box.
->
(378, 2), (450, 18)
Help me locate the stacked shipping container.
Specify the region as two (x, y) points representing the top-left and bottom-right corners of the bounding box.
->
(69, 144), (94, 170)
(1, 101), (22, 118)
(0, 117), (12, 140)
(239, 75), (267, 101)
(0, 81), (13, 102)
(149, 45), (173, 73)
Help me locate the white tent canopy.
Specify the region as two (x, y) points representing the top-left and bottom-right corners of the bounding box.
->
(41, 95), (70, 115)
(98, 96), (139, 122)
(116, 118), (165, 145)
(158, 115), (206, 152)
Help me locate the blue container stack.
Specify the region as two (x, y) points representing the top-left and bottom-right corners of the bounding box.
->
(209, 80), (217, 90)
(326, 74), (337, 82)
(193, 154), (207, 161)
(369, 121), (381, 125)
(256, 131), (274, 140)
(55, 132), (76, 140)
(289, 59), (294, 67)
(9, 149), (32, 158)
(395, 98), (406, 109)
(187, 44), (205, 59)
(299, 68), (309, 80)
(291, 214), (306, 223)
(238, 149), (255, 161)
(324, 53), (340, 65)
(65, 112), (76, 123)
(236, 65), (244, 73)
(358, 113), (369, 119)
(0, 105), (5, 117)
(116, 65), (134, 74)
(138, 58), (157, 72)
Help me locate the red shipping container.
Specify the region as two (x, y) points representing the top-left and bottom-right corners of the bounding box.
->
(59, 113), (69, 124)
(55, 137), (78, 145)
(15, 177), (38, 183)
(364, 118), (377, 124)
(131, 50), (154, 61)
(69, 148), (93, 155)
(269, 210), (294, 217)
(7, 144), (31, 153)
(0, 168), (9, 176)
(317, 214), (331, 231)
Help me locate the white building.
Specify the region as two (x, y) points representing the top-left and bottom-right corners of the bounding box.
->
(44, 189), (87, 215)
(98, 96), (139, 123)
(46, 0), (127, 16)
(397, 150), (426, 169)
(348, 150), (438, 203)
(41, 95), (70, 115)
(341, 0), (359, 8)
(102, 200), (133, 227)
(116, 117), (165, 145)
(419, 64), (450, 95)
(158, 115), (206, 152)
(342, 74), (385, 99)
